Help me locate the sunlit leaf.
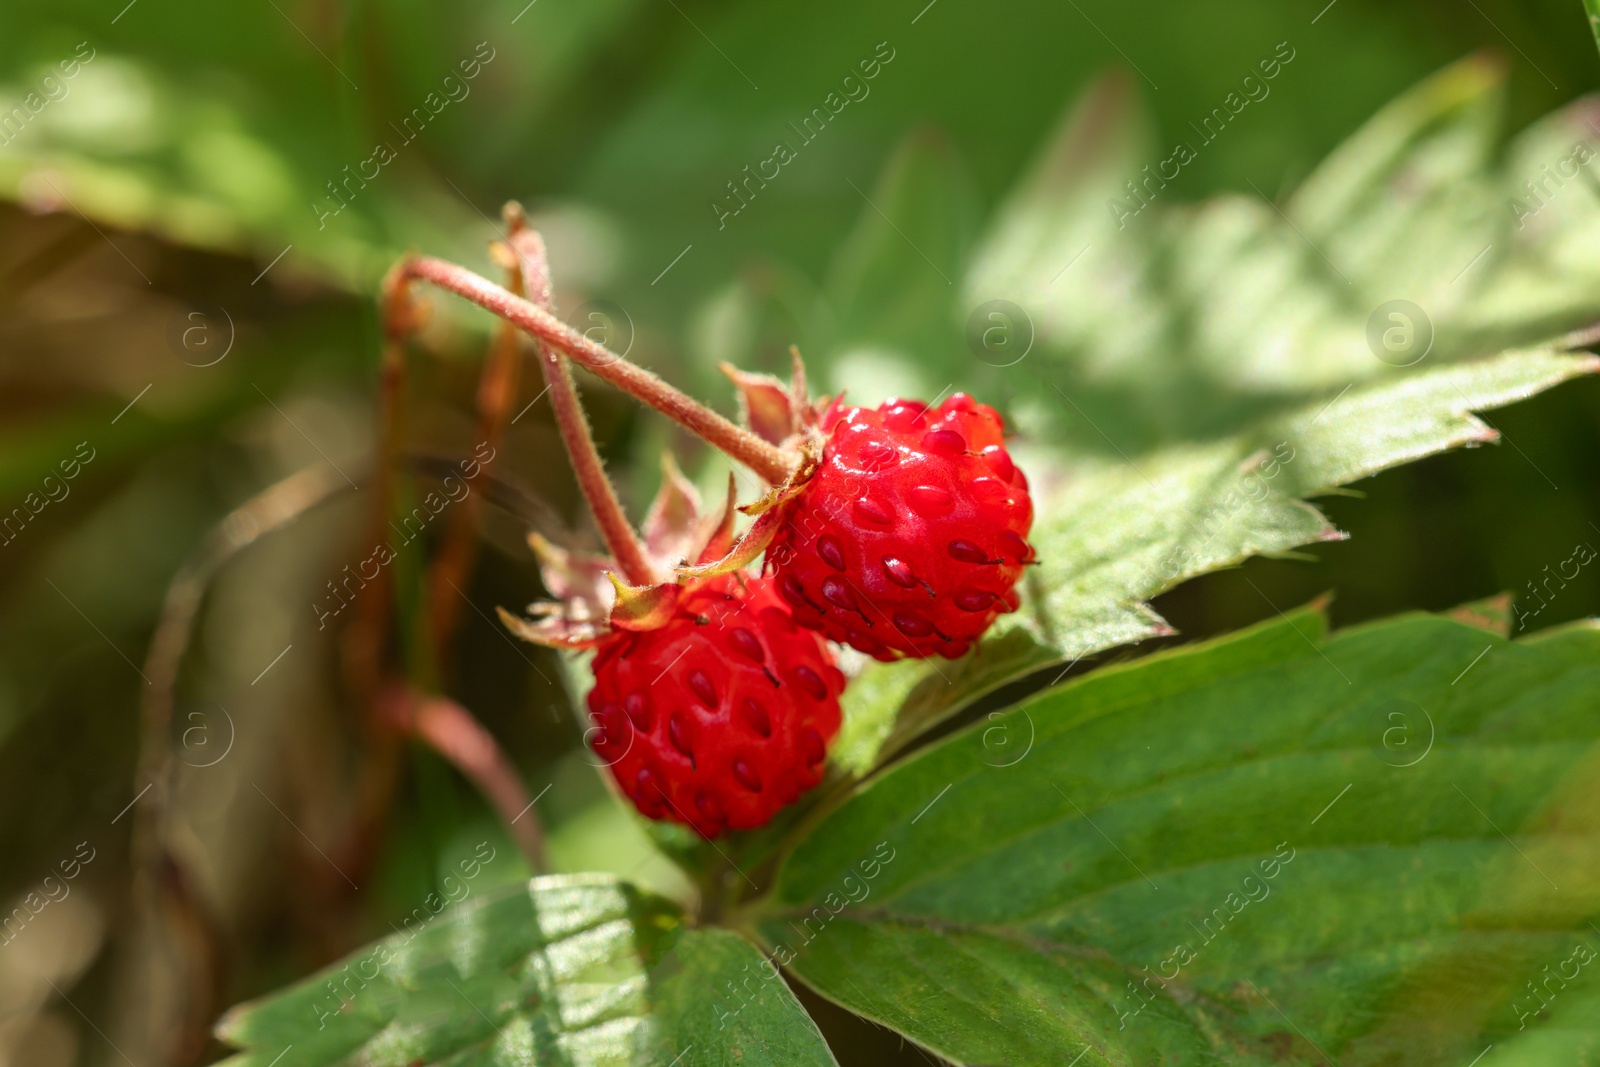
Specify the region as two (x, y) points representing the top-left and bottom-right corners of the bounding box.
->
(1009, 342), (1597, 661)
(216, 873), (836, 1066)
(758, 608), (1600, 1065)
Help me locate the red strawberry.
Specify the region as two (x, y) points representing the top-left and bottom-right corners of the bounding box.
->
(501, 458), (845, 838)
(586, 574), (843, 837)
(765, 393), (1033, 660)
(483, 220), (847, 839)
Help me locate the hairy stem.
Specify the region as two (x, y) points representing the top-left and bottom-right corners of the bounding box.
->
(398, 254), (795, 485)
(501, 207), (658, 585)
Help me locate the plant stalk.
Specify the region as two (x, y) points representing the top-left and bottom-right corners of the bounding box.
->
(397, 254), (795, 485)
(500, 208), (659, 586)
(386, 686), (549, 873)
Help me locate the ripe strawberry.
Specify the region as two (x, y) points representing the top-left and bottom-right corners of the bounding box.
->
(470, 220), (845, 839)
(585, 574), (843, 838)
(765, 393), (1033, 660)
(502, 457), (844, 838)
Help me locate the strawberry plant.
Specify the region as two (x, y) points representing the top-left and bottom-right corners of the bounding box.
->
(198, 48), (1600, 1066)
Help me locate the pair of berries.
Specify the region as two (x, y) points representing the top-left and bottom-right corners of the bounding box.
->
(483, 218), (1032, 836)
(507, 382), (1033, 836)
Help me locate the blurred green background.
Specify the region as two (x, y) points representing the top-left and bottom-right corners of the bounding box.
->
(0, 0), (1597, 1063)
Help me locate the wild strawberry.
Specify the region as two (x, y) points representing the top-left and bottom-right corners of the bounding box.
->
(672, 358), (1036, 661)
(765, 394), (1033, 659)
(502, 457), (843, 837)
(427, 216), (845, 838)
(585, 573), (843, 837)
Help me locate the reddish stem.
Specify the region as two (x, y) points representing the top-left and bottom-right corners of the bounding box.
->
(385, 686), (549, 873)
(397, 255), (795, 485)
(427, 266), (524, 653)
(364, 267), (418, 697)
(501, 209), (659, 586)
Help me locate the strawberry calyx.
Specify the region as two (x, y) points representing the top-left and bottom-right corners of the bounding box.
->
(669, 348), (833, 583)
(497, 456), (744, 649)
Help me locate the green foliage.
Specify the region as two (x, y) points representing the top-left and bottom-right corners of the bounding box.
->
(791, 58), (1600, 440)
(1011, 342), (1595, 660)
(209, 53), (1600, 1063)
(0, 0), (648, 284)
(830, 59), (1600, 777)
(216, 873), (836, 1066)
(224, 605), (1600, 1066)
(759, 607), (1600, 1065)
(6, 0), (1591, 1058)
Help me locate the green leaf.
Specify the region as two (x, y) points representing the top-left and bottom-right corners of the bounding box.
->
(831, 657), (930, 777)
(719, 629), (1062, 884)
(650, 927), (839, 1067)
(1010, 341), (1598, 662)
(809, 63), (1599, 750)
(216, 873), (836, 1066)
(826, 126), (978, 309)
(1445, 592), (1515, 637)
(754, 607), (1600, 1066)
(834, 627), (1062, 776)
(850, 341), (1594, 743)
(968, 60), (1600, 448)
(1287, 55), (1504, 299)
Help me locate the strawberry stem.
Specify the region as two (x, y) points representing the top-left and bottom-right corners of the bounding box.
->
(500, 206), (659, 587)
(397, 254), (796, 485)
